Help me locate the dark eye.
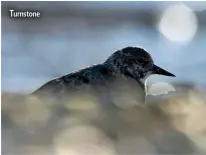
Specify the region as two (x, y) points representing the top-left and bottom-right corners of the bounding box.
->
(138, 58), (145, 64)
(138, 58), (151, 67)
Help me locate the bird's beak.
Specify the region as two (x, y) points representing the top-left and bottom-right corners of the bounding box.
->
(152, 64), (176, 77)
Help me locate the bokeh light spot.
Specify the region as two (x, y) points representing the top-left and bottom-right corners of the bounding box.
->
(158, 3), (198, 43)
(148, 82), (176, 96)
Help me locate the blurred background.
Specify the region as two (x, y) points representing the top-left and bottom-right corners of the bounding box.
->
(2, 1), (206, 155)
(2, 1), (206, 93)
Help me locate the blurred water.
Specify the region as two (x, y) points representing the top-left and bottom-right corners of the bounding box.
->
(1, 2), (206, 93)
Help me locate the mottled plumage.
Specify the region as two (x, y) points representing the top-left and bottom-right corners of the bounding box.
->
(32, 47), (175, 104)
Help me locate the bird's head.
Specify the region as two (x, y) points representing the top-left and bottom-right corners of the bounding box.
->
(104, 46), (175, 85)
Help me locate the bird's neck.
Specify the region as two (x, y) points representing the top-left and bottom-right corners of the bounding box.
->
(102, 61), (126, 79)
(102, 62), (147, 104)
(102, 62), (145, 89)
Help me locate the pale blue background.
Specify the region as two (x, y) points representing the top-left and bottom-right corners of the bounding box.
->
(2, 1), (206, 93)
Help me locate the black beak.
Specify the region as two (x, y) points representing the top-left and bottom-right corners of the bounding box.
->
(152, 64), (175, 77)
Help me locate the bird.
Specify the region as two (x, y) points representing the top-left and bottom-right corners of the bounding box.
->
(31, 46), (175, 105)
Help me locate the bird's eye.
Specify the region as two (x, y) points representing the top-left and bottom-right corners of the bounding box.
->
(138, 58), (144, 64)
